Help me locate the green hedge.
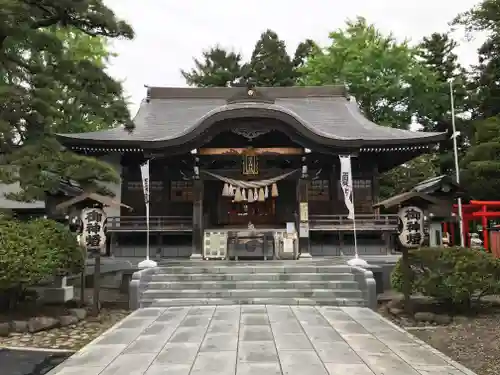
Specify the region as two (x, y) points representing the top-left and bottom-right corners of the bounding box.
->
(391, 247), (500, 306)
(0, 217), (84, 290)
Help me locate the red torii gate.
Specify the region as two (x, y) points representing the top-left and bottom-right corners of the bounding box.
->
(452, 200), (500, 250)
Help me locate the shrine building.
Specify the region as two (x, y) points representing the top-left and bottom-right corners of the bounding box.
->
(56, 85), (446, 260)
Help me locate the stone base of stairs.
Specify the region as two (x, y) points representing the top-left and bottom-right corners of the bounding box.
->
(131, 260), (372, 309)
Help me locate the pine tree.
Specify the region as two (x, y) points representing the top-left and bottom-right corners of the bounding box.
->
(0, 1), (134, 200)
(181, 46), (247, 87)
(417, 33), (470, 175)
(247, 30), (295, 87)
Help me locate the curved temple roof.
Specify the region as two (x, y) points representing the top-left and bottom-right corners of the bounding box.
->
(57, 85), (446, 150)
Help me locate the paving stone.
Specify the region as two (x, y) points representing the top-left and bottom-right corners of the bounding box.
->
(324, 363), (376, 375)
(238, 341), (278, 363)
(190, 351), (237, 375)
(278, 350), (328, 375)
(99, 353), (157, 375)
(123, 335), (168, 353)
(313, 341), (363, 364)
(207, 321), (239, 334)
(43, 305), (479, 375)
(200, 333), (238, 351)
(273, 333), (312, 350)
(144, 364), (191, 375)
(153, 343), (199, 364)
(240, 325), (273, 341)
(168, 327), (206, 343)
(236, 362), (282, 375)
(241, 314), (269, 325)
(300, 326), (343, 342)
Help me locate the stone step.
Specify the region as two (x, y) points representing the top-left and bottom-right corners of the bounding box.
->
(145, 297), (366, 308)
(150, 272), (355, 282)
(142, 288), (363, 299)
(146, 280), (359, 290)
(154, 265), (352, 274)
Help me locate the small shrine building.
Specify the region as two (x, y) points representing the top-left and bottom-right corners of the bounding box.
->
(56, 85), (446, 260)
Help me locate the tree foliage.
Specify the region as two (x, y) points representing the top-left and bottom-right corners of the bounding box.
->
(391, 247), (500, 309)
(0, 217), (84, 291)
(417, 33), (471, 175)
(181, 29), (317, 87)
(0, 0), (134, 200)
(181, 46), (247, 87)
(461, 116), (500, 200)
(300, 17), (443, 197)
(301, 17), (437, 127)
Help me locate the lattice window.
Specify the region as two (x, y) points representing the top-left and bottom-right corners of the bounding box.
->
(308, 180), (330, 201)
(170, 181), (193, 202)
(126, 181), (163, 191)
(353, 179), (372, 212)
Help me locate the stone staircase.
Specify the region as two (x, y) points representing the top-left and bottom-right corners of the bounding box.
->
(136, 260), (368, 308)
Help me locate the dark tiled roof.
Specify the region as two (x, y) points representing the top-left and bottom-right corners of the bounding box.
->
(57, 86), (446, 147)
(0, 183), (45, 210)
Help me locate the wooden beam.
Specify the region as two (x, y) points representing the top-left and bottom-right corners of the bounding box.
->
(199, 147), (304, 156)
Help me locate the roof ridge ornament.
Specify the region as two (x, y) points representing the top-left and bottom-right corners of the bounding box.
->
(227, 80), (275, 104)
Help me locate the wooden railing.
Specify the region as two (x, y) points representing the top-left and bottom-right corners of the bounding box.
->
(309, 214), (398, 232)
(106, 216), (193, 232)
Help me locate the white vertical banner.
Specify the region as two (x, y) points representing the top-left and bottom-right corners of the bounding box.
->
(139, 159), (156, 267)
(339, 155), (355, 220)
(339, 155), (365, 265)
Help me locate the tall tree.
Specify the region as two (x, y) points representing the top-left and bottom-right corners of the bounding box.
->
(461, 117), (500, 200)
(247, 29), (295, 87)
(181, 46), (247, 87)
(301, 17), (442, 198)
(0, 1), (134, 200)
(416, 33), (471, 175)
(301, 17), (438, 128)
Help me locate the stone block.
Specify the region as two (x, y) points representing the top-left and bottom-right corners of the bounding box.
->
(41, 286), (74, 304)
(10, 320), (28, 333)
(69, 308), (87, 321)
(59, 315), (79, 327)
(27, 316), (59, 333)
(0, 322), (10, 336)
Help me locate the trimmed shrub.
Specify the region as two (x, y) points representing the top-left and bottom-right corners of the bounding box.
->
(391, 247), (500, 307)
(0, 217), (84, 291)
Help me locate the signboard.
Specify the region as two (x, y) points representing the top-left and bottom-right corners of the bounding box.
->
(397, 206), (424, 248)
(299, 202), (309, 222)
(81, 207), (107, 254)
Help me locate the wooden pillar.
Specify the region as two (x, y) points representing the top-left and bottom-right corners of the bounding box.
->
(372, 164), (380, 216)
(450, 222), (455, 246)
(191, 178), (204, 259)
(298, 155), (312, 259)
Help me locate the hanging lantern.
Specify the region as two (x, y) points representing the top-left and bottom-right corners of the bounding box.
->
(264, 186), (269, 199)
(242, 148), (259, 175)
(234, 188), (242, 202)
(271, 183), (279, 197)
(258, 188), (265, 202)
(222, 183), (229, 197)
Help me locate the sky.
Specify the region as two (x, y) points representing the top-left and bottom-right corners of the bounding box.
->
(103, 0), (485, 115)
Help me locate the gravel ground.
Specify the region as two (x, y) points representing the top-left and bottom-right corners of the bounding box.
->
(379, 292), (500, 375)
(410, 310), (500, 375)
(0, 288), (129, 351)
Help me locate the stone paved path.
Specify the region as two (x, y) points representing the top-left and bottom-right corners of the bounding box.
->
(47, 305), (477, 375)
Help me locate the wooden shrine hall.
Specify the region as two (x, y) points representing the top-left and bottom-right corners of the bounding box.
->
(56, 85), (446, 260)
